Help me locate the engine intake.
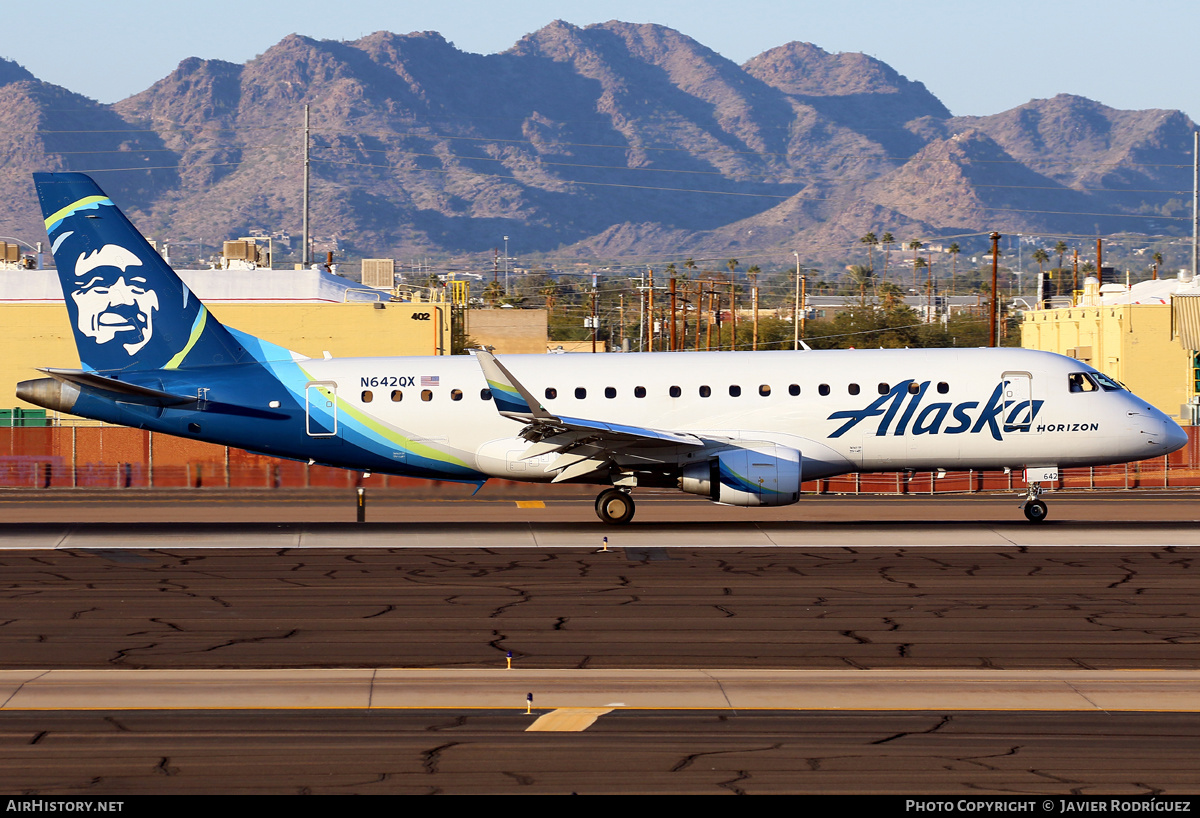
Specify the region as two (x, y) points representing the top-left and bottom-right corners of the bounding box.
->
(680, 445), (801, 506)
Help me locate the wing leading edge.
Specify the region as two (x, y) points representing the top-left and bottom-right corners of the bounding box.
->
(474, 350), (702, 482)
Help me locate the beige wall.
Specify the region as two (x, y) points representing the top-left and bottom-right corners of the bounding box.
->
(1021, 304), (1191, 422)
(3, 301), (451, 410)
(464, 308), (548, 354)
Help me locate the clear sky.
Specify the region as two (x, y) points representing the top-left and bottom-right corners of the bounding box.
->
(6, 0), (1198, 123)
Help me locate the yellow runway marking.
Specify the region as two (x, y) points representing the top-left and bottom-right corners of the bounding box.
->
(526, 707), (614, 731)
(515, 501), (546, 508)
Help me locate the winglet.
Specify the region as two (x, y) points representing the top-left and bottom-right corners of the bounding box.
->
(475, 350), (557, 421)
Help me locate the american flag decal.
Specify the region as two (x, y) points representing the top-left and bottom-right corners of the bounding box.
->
(421, 375), (440, 387)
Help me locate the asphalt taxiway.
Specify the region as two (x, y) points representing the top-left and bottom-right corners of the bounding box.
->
(0, 489), (1197, 793)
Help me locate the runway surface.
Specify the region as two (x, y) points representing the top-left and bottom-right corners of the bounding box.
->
(2, 710), (1197, 794)
(0, 490), (1197, 793)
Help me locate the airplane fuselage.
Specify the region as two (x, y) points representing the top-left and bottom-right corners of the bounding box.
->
(43, 345), (1182, 487)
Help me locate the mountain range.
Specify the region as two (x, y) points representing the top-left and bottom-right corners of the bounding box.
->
(0, 20), (1194, 269)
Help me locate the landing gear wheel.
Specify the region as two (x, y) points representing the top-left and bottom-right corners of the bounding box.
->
(1023, 499), (1048, 523)
(595, 488), (635, 525)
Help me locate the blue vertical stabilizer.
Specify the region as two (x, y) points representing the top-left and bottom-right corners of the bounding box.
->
(34, 172), (248, 372)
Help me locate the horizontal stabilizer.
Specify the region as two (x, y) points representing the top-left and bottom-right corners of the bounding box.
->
(40, 368), (196, 406)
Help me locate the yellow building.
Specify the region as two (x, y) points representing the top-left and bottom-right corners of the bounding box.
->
(1021, 276), (1197, 424)
(464, 308), (549, 354)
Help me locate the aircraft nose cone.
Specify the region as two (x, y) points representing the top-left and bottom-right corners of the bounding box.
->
(1163, 417), (1189, 454)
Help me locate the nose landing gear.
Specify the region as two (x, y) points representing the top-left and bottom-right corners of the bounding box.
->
(595, 487), (635, 525)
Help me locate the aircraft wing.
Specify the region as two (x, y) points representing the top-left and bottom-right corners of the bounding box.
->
(474, 350), (702, 482)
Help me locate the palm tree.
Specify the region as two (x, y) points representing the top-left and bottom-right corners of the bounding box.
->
(539, 278), (558, 311)
(483, 279), (504, 307)
(1032, 248), (1050, 304)
(847, 264), (874, 300)
(1153, 251), (1163, 280)
(1054, 241), (1068, 277)
(913, 258), (930, 320)
(948, 242), (960, 296)
(859, 232), (878, 272)
(881, 232), (895, 277)
(907, 240), (924, 291)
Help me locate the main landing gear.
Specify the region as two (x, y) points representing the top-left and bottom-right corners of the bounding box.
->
(1022, 482), (1048, 523)
(595, 487), (635, 525)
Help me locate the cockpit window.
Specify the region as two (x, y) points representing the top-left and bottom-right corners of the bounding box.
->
(1068, 373), (1098, 393)
(1091, 372), (1124, 391)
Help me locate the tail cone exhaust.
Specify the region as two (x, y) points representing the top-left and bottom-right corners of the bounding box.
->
(16, 377), (79, 414)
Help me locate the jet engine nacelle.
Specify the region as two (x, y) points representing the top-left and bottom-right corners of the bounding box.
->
(680, 445), (802, 506)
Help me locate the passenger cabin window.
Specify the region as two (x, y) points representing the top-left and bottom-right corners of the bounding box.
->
(451, 389), (463, 401)
(605, 387), (617, 399)
(480, 389), (491, 401)
(908, 383), (921, 395)
(545, 387), (557, 400)
(878, 383), (889, 395)
(669, 386), (681, 398)
(392, 390), (403, 402)
(421, 390), (433, 402)
(818, 384), (830, 396)
(788, 384), (800, 396)
(729, 385), (741, 397)
(937, 382), (949, 394)
(361, 390), (374, 403)
(699, 385), (711, 398)
(574, 387), (587, 399)
(759, 385), (770, 397)
(634, 386), (647, 398)
(1068, 373), (1098, 393)
(848, 383), (860, 396)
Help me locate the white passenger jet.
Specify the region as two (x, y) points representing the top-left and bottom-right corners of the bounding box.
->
(17, 173), (1188, 523)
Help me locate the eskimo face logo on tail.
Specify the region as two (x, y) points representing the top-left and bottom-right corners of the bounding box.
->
(70, 244), (159, 356)
(826, 380), (1044, 442)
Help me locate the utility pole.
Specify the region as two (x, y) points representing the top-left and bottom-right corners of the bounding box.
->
(752, 283), (759, 351)
(801, 274), (807, 341)
(989, 232), (1001, 347)
(638, 273), (648, 350)
(669, 276), (677, 351)
(793, 252), (800, 351)
(590, 274), (597, 354)
(619, 295), (625, 352)
(927, 253), (933, 322)
(1194, 130), (1199, 281)
(700, 278), (710, 347)
(302, 104), (310, 266)
(1097, 238), (1103, 286)
(729, 275), (737, 351)
(647, 266), (655, 351)
(680, 281), (688, 351)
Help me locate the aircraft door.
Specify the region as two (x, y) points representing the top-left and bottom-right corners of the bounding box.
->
(1001, 371), (1036, 433)
(305, 381), (339, 437)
